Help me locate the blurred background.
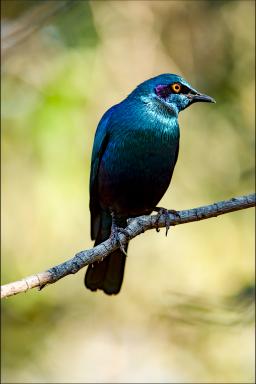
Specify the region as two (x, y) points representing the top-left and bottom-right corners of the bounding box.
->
(1, 0), (255, 383)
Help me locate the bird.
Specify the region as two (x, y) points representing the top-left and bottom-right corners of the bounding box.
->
(84, 73), (215, 295)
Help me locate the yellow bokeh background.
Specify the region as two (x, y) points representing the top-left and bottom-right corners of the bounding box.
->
(1, 1), (255, 383)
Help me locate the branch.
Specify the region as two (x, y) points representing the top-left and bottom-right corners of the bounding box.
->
(2, 1), (76, 55)
(1, 193), (255, 299)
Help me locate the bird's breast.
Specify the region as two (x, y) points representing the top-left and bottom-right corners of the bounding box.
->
(98, 121), (179, 215)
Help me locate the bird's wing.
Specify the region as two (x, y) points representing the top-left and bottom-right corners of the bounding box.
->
(89, 105), (116, 240)
(174, 140), (179, 167)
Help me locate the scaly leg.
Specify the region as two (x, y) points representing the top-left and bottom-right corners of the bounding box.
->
(154, 207), (181, 236)
(110, 212), (129, 255)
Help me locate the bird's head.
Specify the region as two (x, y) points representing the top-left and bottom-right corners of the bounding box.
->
(132, 74), (215, 116)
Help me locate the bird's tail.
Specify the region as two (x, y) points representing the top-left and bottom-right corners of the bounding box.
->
(84, 212), (128, 295)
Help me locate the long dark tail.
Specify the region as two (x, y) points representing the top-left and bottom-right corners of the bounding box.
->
(84, 213), (128, 295)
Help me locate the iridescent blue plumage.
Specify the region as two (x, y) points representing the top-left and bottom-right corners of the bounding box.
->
(85, 74), (215, 294)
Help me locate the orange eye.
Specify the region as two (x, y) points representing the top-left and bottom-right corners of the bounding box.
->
(171, 83), (181, 93)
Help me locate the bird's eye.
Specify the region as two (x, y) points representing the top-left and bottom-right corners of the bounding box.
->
(171, 83), (181, 93)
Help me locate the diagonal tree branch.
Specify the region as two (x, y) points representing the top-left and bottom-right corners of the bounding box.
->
(2, 0), (76, 55)
(1, 193), (255, 299)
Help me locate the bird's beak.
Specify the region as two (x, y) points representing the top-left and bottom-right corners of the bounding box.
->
(191, 92), (216, 104)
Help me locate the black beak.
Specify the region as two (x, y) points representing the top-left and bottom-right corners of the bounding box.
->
(191, 93), (216, 104)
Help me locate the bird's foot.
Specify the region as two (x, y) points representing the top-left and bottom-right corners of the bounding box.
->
(110, 213), (129, 255)
(154, 207), (180, 236)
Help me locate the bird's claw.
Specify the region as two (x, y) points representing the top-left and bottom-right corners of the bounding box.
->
(154, 207), (180, 236)
(110, 221), (128, 256)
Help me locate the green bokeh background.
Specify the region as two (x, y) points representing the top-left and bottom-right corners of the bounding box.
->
(1, 1), (255, 383)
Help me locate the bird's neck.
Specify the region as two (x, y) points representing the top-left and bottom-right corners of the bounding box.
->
(139, 94), (179, 117)
(138, 95), (180, 139)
